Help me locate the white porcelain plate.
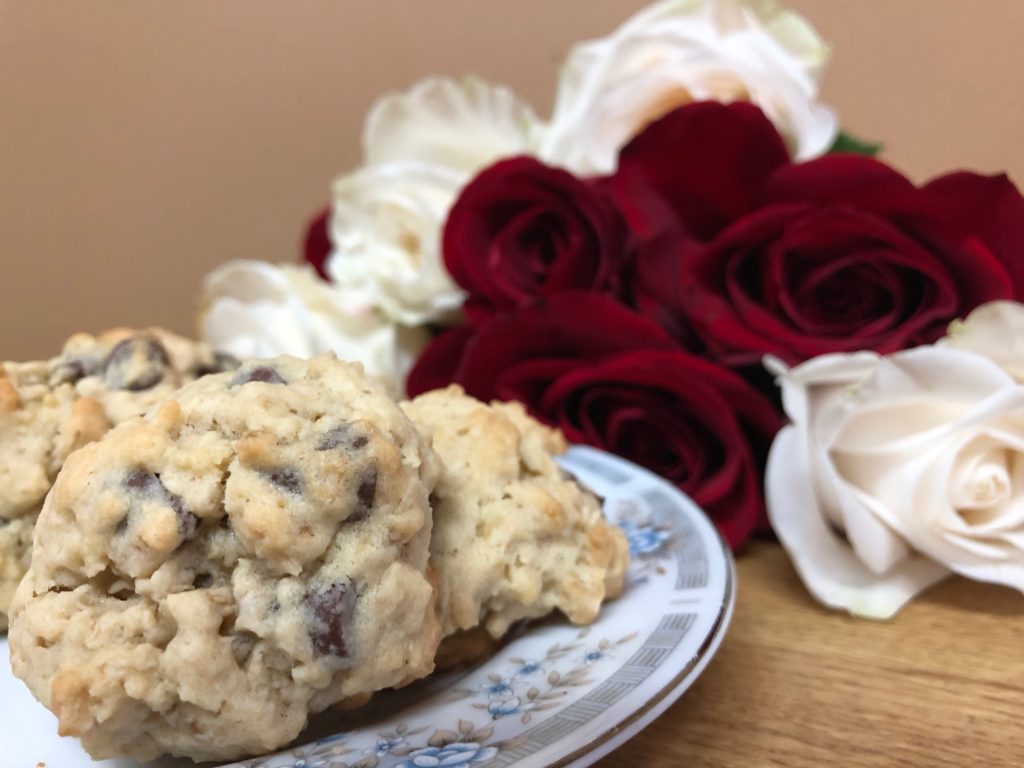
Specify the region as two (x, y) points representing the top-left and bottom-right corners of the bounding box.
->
(1, 446), (735, 768)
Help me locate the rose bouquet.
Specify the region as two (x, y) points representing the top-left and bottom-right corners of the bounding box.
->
(201, 0), (1024, 617)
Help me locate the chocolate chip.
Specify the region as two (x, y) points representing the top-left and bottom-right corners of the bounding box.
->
(123, 469), (200, 541)
(231, 366), (285, 386)
(192, 573), (214, 589)
(231, 632), (257, 666)
(177, 507), (201, 540)
(104, 337), (171, 391)
(51, 358), (92, 385)
(263, 468), (302, 495)
(317, 424), (369, 452)
(125, 468), (161, 493)
(350, 469), (377, 522)
(194, 351), (241, 377)
(307, 581), (357, 657)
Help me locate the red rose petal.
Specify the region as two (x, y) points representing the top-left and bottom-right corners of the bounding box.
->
(455, 293), (677, 400)
(302, 206), (332, 281)
(405, 326), (476, 397)
(920, 172), (1024, 296)
(760, 154), (918, 213)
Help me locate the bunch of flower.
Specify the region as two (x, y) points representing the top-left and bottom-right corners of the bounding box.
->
(201, 0), (1024, 615)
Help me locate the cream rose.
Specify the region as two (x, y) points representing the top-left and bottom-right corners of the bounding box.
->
(942, 300), (1024, 383)
(200, 260), (427, 395)
(766, 346), (1024, 619)
(327, 160), (467, 326)
(325, 77), (541, 326)
(540, 0), (837, 174)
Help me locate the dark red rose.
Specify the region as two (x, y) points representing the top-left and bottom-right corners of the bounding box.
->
(612, 102), (1024, 365)
(302, 206), (332, 281)
(407, 292), (676, 401)
(541, 350), (780, 547)
(610, 100), (790, 241)
(444, 157), (629, 323)
(407, 293), (779, 547)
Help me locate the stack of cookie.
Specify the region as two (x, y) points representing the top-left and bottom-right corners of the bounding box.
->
(0, 328), (239, 630)
(1, 329), (629, 763)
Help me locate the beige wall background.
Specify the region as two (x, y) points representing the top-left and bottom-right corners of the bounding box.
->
(3, 1), (1024, 360)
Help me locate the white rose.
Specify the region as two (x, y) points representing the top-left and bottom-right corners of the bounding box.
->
(540, 0), (837, 175)
(200, 260), (427, 395)
(942, 300), (1024, 383)
(325, 77), (541, 326)
(766, 346), (1024, 619)
(327, 161), (467, 326)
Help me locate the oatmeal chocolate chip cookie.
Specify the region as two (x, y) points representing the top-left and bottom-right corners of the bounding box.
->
(0, 327), (237, 629)
(402, 386), (629, 642)
(9, 355), (442, 762)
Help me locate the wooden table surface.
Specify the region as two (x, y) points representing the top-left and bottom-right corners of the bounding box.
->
(602, 541), (1024, 767)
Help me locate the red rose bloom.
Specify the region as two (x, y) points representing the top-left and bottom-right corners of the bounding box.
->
(541, 350), (779, 547)
(408, 293), (780, 547)
(612, 102), (1024, 365)
(444, 157), (629, 322)
(407, 293), (676, 401)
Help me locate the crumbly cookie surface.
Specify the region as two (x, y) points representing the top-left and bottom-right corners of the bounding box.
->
(9, 356), (442, 762)
(402, 386), (629, 640)
(0, 327), (237, 629)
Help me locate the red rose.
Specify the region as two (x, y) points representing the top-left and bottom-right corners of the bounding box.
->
(541, 350), (779, 547)
(444, 157), (629, 322)
(302, 206), (332, 281)
(612, 102), (1024, 365)
(407, 293), (676, 401)
(407, 293), (780, 547)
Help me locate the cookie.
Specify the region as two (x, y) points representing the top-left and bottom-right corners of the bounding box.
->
(402, 386), (629, 641)
(0, 327), (237, 629)
(9, 355), (442, 762)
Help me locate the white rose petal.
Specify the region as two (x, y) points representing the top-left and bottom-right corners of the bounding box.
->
(200, 260), (427, 395)
(942, 300), (1024, 383)
(767, 426), (949, 619)
(364, 76), (541, 171)
(541, 0), (838, 175)
(327, 160), (467, 326)
(325, 77), (541, 326)
(767, 352), (948, 618)
(764, 345), (1024, 618)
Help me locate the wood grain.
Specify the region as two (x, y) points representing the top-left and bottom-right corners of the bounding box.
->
(601, 542), (1024, 767)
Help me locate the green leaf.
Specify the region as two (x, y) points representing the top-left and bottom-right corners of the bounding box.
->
(829, 130), (883, 157)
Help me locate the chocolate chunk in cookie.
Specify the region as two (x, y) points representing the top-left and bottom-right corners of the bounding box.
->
(307, 581), (358, 658)
(103, 336), (172, 392)
(231, 365), (285, 386)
